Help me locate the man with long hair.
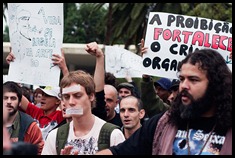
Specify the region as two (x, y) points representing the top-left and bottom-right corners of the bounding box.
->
(95, 49), (232, 155)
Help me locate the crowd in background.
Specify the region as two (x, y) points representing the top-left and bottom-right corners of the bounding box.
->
(3, 40), (232, 155)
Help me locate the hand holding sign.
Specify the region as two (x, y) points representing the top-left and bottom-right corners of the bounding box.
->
(7, 3), (63, 86)
(51, 49), (69, 76)
(6, 50), (16, 64)
(140, 38), (148, 57)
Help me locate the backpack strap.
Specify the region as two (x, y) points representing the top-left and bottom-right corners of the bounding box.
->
(98, 122), (120, 150)
(56, 122), (119, 154)
(18, 111), (35, 141)
(56, 122), (70, 155)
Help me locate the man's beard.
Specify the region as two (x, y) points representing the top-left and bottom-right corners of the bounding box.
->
(7, 105), (18, 117)
(176, 88), (213, 120)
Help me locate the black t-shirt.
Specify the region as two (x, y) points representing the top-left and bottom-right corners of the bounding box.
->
(95, 90), (122, 127)
(173, 116), (227, 155)
(109, 112), (228, 155)
(108, 112), (123, 128)
(92, 90), (107, 120)
(109, 112), (164, 155)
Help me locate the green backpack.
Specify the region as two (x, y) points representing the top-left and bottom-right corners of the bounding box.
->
(56, 122), (120, 155)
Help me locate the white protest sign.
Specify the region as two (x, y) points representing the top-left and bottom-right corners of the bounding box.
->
(143, 12), (232, 79)
(105, 46), (142, 78)
(7, 3), (63, 86)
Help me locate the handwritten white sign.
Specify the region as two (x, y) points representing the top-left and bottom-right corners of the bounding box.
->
(105, 46), (142, 78)
(143, 12), (232, 79)
(7, 3), (64, 86)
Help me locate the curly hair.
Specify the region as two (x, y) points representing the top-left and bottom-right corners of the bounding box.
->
(169, 49), (232, 129)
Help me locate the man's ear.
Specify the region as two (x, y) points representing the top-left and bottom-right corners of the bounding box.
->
(89, 93), (95, 102)
(139, 109), (146, 119)
(56, 99), (61, 106)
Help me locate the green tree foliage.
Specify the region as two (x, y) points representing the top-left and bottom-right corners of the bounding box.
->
(63, 3), (107, 43)
(3, 3), (9, 42)
(100, 3), (232, 52)
(3, 25), (10, 42)
(3, 3), (7, 21)
(180, 3), (232, 22)
(3, 3), (232, 45)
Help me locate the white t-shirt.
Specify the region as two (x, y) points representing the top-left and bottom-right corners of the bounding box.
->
(41, 115), (125, 155)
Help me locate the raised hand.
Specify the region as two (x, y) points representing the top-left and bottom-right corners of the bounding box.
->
(6, 51), (16, 64)
(85, 42), (104, 58)
(85, 42), (105, 92)
(51, 49), (69, 76)
(140, 38), (148, 57)
(140, 38), (149, 78)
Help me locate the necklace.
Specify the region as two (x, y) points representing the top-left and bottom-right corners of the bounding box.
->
(186, 122), (216, 155)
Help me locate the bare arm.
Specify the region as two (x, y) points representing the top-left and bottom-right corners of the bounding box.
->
(20, 95), (30, 111)
(140, 38), (149, 79)
(125, 70), (133, 82)
(140, 38), (148, 58)
(85, 42), (104, 92)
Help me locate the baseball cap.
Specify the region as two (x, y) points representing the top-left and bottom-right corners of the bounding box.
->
(35, 86), (60, 99)
(154, 78), (171, 91)
(170, 79), (180, 91)
(117, 82), (134, 91)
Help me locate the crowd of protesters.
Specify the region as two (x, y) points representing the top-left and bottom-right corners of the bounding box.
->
(4, 38), (232, 155)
